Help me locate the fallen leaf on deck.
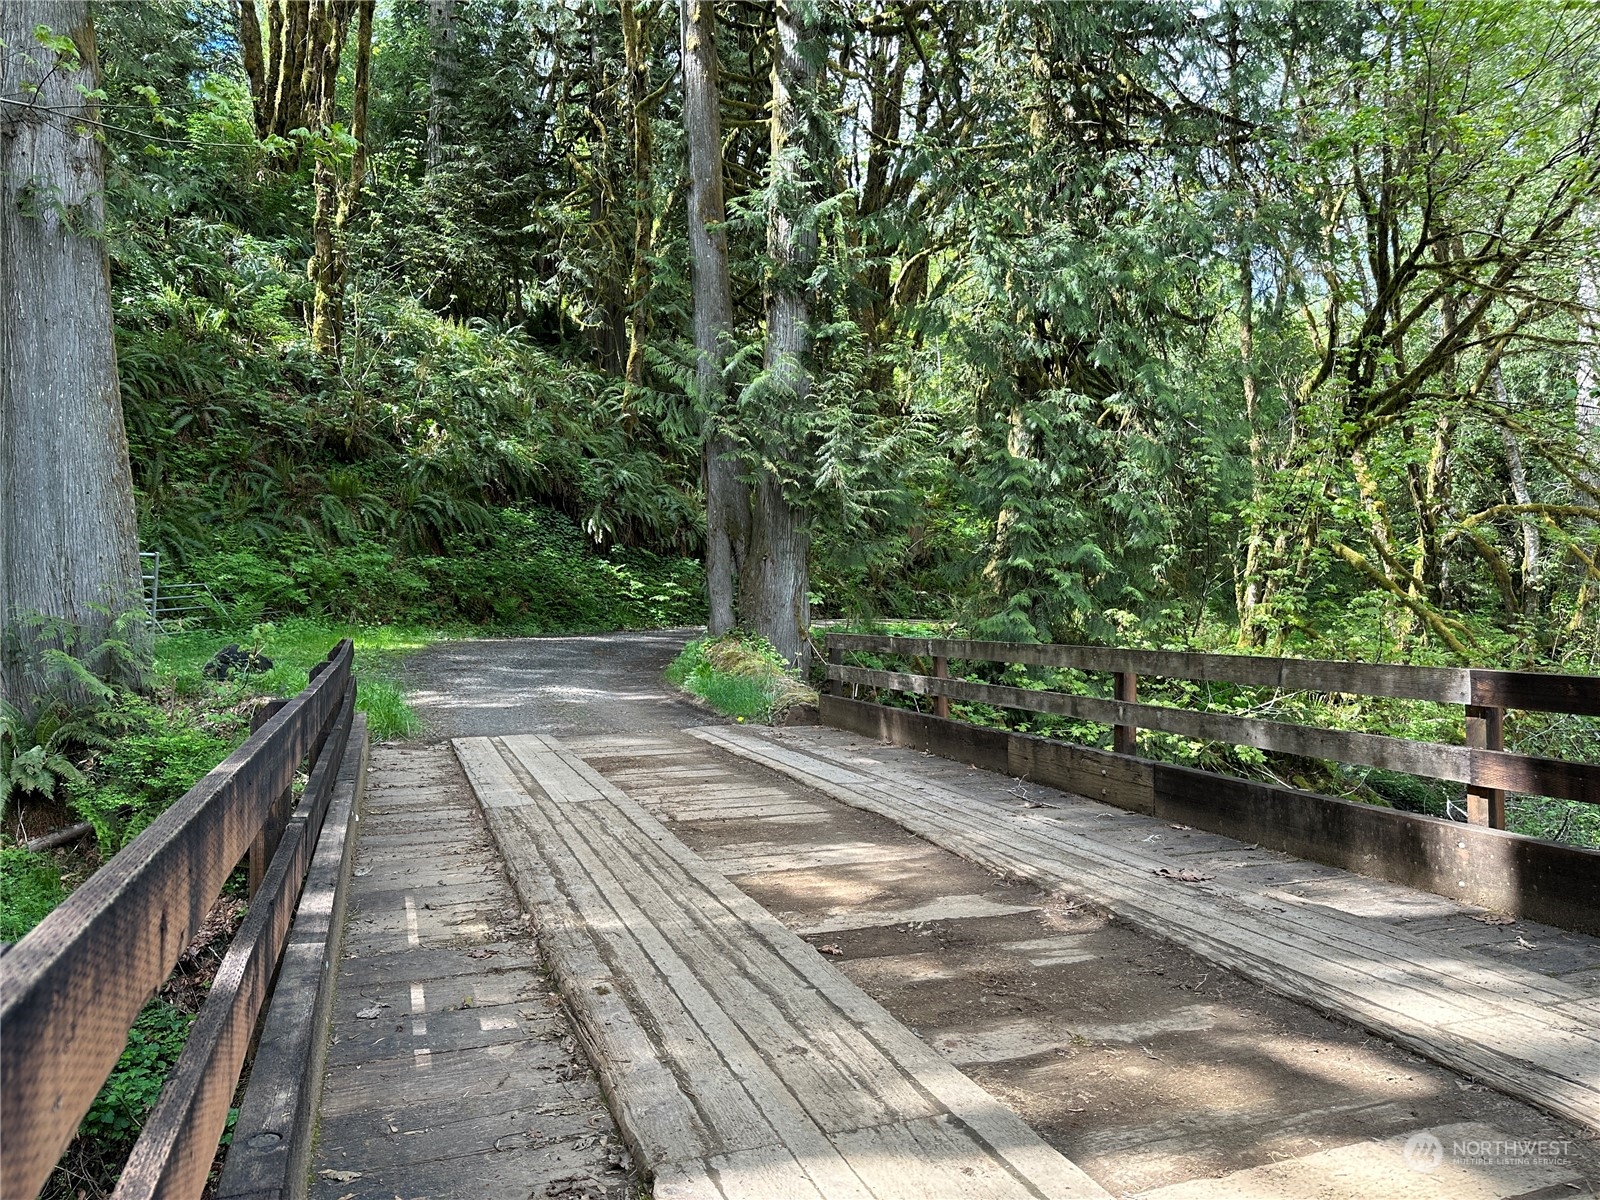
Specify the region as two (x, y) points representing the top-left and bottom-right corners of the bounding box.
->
(1152, 867), (1213, 883)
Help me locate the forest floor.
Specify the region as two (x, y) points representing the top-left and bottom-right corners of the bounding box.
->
(375, 631), (1600, 1198)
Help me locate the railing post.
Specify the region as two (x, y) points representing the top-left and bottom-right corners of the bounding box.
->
(933, 655), (950, 720)
(828, 643), (842, 697)
(1113, 670), (1138, 756)
(248, 698), (291, 897)
(1465, 703), (1505, 829)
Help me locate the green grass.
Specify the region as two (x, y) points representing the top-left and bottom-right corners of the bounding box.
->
(0, 847), (68, 942)
(153, 617), (440, 740)
(666, 635), (817, 724)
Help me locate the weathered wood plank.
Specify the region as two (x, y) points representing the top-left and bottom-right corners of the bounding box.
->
(830, 635), (1600, 715)
(216, 713), (367, 1200)
(827, 635), (1474, 703)
(451, 737), (721, 1171)
(701, 724), (1600, 1130)
(1472, 669), (1600, 716)
(456, 734), (1113, 1198)
(114, 686), (357, 1200)
(0, 641), (353, 1199)
(818, 696), (1600, 935)
(501, 737), (904, 1157)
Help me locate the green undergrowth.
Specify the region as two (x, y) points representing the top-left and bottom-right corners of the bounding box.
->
(2, 619), (438, 946)
(667, 634), (818, 725)
(180, 508), (705, 633)
(5, 617), (441, 1198)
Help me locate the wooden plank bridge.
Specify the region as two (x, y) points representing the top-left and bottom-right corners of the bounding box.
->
(4, 632), (1600, 1199)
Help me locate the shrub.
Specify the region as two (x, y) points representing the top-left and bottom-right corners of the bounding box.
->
(78, 1000), (195, 1153)
(667, 635), (817, 724)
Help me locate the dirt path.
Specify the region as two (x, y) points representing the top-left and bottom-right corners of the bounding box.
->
(397, 634), (1600, 1197)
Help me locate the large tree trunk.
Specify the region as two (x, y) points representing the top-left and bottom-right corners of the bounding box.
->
(0, 1), (144, 713)
(741, 0), (816, 669)
(680, 0), (746, 634)
(1493, 366), (1542, 619)
(621, 0), (653, 394)
(425, 0), (455, 172)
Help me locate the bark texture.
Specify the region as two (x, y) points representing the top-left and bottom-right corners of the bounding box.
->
(236, 0), (371, 357)
(742, 0), (817, 668)
(680, 0), (747, 634)
(425, 0), (455, 171)
(0, 1), (143, 710)
(621, 0), (653, 392)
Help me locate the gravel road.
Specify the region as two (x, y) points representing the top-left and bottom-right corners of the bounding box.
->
(399, 629), (706, 740)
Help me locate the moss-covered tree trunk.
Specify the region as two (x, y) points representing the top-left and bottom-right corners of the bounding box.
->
(426, 0), (455, 172)
(741, 0), (816, 669)
(0, 1), (144, 713)
(237, 0), (371, 357)
(681, 0), (747, 635)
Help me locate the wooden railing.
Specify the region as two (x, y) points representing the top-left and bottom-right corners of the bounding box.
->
(0, 640), (357, 1200)
(825, 635), (1600, 827)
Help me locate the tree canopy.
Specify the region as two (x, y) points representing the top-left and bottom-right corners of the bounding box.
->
(19, 0), (1600, 666)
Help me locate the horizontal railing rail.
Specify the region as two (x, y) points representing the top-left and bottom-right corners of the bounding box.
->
(826, 635), (1600, 826)
(827, 634), (1600, 713)
(0, 640), (357, 1200)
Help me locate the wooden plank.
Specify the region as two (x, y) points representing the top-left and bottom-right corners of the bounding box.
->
(500, 738), (914, 1155)
(1112, 670), (1137, 755)
(217, 713), (367, 1200)
(451, 737), (723, 1171)
(551, 735), (1114, 1199)
(114, 819), (314, 1199)
(1465, 704), (1506, 828)
(0, 641), (353, 1200)
(706, 725), (1600, 1129)
(460, 734), (1112, 1198)
(117, 684), (357, 1200)
(1472, 669), (1600, 715)
(833, 665), (1600, 805)
(819, 696), (1600, 936)
(834, 635), (1600, 715)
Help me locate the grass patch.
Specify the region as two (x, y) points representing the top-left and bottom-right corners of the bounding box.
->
(152, 617), (439, 740)
(666, 634), (817, 724)
(0, 846), (68, 941)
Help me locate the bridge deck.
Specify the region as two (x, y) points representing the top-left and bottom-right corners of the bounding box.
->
(699, 724), (1600, 1133)
(313, 632), (1600, 1199)
(310, 744), (636, 1199)
(453, 733), (1111, 1200)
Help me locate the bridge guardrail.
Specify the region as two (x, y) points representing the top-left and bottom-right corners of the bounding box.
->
(822, 634), (1600, 931)
(1, 639), (357, 1199)
(825, 634), (1600, 829)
